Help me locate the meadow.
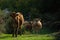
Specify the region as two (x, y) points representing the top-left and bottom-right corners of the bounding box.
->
(0, 34), (56, 40)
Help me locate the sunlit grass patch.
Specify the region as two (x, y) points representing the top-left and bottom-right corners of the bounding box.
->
(0, 34), (56, 40)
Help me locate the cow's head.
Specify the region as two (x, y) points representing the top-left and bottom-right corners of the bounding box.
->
(10, 12), (19, 18)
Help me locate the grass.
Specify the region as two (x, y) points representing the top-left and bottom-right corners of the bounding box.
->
(0, 34), (56, 40)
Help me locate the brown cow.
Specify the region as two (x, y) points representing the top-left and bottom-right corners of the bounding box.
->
(32, 18), (42, 34)
(23, 21), (32, 33)
(10, 12), (24, 37)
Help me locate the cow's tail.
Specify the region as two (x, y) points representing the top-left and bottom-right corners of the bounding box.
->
(17, 17), (20, 29)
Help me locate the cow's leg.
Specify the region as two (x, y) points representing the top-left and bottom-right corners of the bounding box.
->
(32, 28), (36, 34)
(19, 21), (22, 35)
(12, 25), (15, 37)
(15, 27), (18, 37)
(12, 28), (16, 37)
(12, 28), (14, 37)
(36, 30), (39, 34)
(19, 27), (22, 35)
(35, 29), (39, 34)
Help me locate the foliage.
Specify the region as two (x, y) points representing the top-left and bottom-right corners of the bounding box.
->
(0, 9), (11, 33)
(0, 9), (6, 33)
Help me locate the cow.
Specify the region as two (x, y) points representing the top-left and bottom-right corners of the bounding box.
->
(23, 18), (42, 34)
(23, 21), (32, 33)
(32, 18), (42, 34)
(10, 12), (24, 37)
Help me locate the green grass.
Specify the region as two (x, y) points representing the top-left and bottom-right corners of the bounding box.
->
(0, 34), (56, 40)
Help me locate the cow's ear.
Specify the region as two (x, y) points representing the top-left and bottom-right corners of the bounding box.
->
(39, 19), (42, 22)
(10, 12), (16, 18)
(40, 19), (41, 21)
(15, 14), (18, 16)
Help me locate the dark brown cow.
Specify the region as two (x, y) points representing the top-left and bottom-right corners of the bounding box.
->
(32, 18), (42, 34)
(10, 12), (24, 37)
(23, 21), (32, 33)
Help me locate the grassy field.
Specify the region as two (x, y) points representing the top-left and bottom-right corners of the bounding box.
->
(0, 34), (56, 40)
